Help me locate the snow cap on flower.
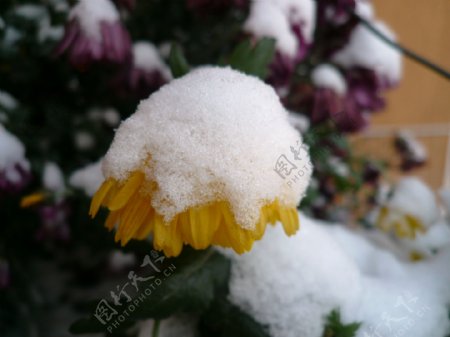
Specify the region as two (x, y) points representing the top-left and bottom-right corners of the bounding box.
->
(244, 0), (316, 57)
(0, 124), (30, 193)
(332, 21), (402, 86)
(378, 177), (440, 239)
(312, 64), (347, 95)
(91, 66), (311, 256)
(55, 0), (131, 68)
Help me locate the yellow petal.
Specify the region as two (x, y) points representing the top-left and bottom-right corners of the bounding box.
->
(20, 192), (47, 208)
(108, 172), (144, 211)
(89, 179), (115, 217)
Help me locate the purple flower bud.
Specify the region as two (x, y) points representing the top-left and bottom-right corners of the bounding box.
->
(363, 162), (381, 184)
(55, 0), (131, 69)
(36, 201), (71, 242)
(394, 131), (427, 171)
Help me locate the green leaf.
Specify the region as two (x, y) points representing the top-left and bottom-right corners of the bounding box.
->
(226, 38), (276, 79)
(199, 296), (270, 337)
(168, 43), (190, 78)
(69, 248), (230, 334)
(322, 309), (361, 337)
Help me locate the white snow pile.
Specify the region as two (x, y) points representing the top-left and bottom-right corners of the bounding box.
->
(43, 162), (65, 194)
(69, 0), (119, 40)
(0, 124), (30, 182)
(225, 214), (450, 337)
(244, 0), (316, 57)
(133, 42), (172, 79)
(103, 66), (311, 229)
(311, 64), (347, 95)
(333, 20), (402, 85)
(69, 160), (103, 196)
(383, 177), (440, 230)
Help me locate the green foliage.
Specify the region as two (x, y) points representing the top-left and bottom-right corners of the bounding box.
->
(168, 43), (190, 78)
(70, 248), (230, 334)
(322, 309), (361, 337)
(199, 297), (270, 337)
(224, 38), (276, 79)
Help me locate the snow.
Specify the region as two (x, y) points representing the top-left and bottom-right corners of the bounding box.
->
(69, 160), (103, 197)
(398, 220), (450, 258)
(225, 214), (450, 337)
(355, 0), (374, 20)
(69, 0), (119, 40)
(332, 20), (402, 84)
(133, 42), (172, 79)
(74, 131), (95, 150)
(397, 130), (428, 161)
(386, 177), (439, 229)
(108, 250), (136, 272)
(88, 107), (121, 126)
(43, 162), (65, 193)
(103, 66), (311, 229)
(0, 90), (18, 110)
(244, 0), (316, 57)
(311, 64), (347, 95)
(440, 189), (450, 217)
(0, 124), (29, 178)
(288, 112), (310, 133)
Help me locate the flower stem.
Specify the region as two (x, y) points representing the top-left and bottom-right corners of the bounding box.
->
(352, 12), (450, 81)
(152, 320), (160, 337)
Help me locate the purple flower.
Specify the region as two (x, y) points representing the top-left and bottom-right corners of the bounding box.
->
(0, 162), (31, 194)
(36, 201), (71, 242)
(113, 42), (171, 99)
(346, 67), (385, 112)
(55, 0), (131, 69)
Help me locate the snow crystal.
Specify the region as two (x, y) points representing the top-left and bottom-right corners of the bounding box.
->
(311, 64), (347, 95)
(133, 42), (172, 79)
(69, 0), (119, 40)
(138, 315), (197, 337)
(244, 0), (316, 57)
(69, 160), (103, 197)
(43, 162), (65, 193)
(333, 20), (402, 84)
(225, 214), (450, 337)
(0, 124), (29, 175)
(0, 90), (18, 110)
(103, 66), (311, 229)
(387, 177), (439, 229)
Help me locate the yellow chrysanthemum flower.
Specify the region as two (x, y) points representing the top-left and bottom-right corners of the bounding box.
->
(90, 67), (311, 256)
(377, 177), (438, 239)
